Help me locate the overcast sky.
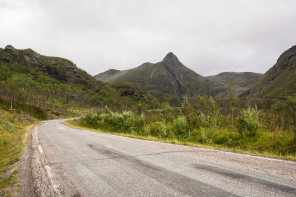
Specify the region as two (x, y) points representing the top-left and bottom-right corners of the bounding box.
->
(1, 0), (296, 76)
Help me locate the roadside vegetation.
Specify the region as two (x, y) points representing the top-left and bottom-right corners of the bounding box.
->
(0, 98), (56, 196)
(75, 91), (296, 160)
(0, 45), (160, 195)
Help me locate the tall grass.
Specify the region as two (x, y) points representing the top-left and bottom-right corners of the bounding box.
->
(0, 100), (44, 195)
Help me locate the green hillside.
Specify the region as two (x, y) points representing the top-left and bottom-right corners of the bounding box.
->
(242, 45), (296, 99)
(0, 45), (161, 195)
(0, 45), (156, 114)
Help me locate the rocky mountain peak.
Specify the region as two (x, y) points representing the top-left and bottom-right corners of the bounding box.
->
(4, 45), (17, 53)
(162, 52), (179, 62)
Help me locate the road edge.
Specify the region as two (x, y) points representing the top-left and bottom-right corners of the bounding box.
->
(16, 124), (37, 197)
(17, 121), (61, 197)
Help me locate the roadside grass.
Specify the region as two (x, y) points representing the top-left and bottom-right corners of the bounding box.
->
(64, 119), (296, 161)
(0, 108), (39, 196)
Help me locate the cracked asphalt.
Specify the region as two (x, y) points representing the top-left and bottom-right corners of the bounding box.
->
(20, 119), (296, 196)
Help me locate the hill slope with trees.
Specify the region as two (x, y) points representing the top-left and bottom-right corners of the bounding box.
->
(0, 45), (156, 114)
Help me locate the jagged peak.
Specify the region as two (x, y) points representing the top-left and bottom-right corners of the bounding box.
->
(162, 52), (179, 62)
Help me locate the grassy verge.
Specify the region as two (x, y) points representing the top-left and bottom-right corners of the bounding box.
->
(64, 119), (296, 161)
(0, 108), (40, 196)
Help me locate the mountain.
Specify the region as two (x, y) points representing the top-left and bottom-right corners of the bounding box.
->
(242, 45), (296, 99)
(207, 72), (263, 96)
(0, 45), (155, 114)
(95, 52), (262, 103)
(96, 69), (128, 82)
(96, 52), (224, 102)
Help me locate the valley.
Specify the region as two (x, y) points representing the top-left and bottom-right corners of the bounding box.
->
(0, 44), (296, 196)
(2, 1), (296, 196)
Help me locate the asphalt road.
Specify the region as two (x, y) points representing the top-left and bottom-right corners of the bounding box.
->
(22, 119), (296, 197)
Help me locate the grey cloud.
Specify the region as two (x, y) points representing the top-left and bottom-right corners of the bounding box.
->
(1, 0), (296, 76)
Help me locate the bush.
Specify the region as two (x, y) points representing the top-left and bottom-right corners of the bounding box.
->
(174, 116), (188, 135)
(196, 113), (208, 127)
(80, 107), (140, 132)
(153, 121), (167, 138)
(80, 112), (99, 128)
(236, 107), (260, 137)
(143, 125), (151, 136)
(135, 113), (145, 129)
(121, 111), (135, 131)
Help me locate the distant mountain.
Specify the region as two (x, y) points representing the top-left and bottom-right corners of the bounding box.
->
(242, 45), (296, 99)
(0, 45), (154, 113)
(208, 72), (263, 96)
(95, 52), (262, 103)
(96, 69), (130, 83)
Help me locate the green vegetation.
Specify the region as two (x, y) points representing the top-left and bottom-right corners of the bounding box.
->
(77, 95), (296, 160)
(0, 45), (159, 194)
(95, 53), (263, 105)
(1, 44), (296, 195)
(242, 45), (296, 99)
(76, 45), (296, 160)
(0, 98), (43, 195)
(236, 108), (260, 137)
(0, 45), (157, 115)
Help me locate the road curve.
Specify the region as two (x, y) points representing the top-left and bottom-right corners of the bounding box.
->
(26, 119), (296, 197)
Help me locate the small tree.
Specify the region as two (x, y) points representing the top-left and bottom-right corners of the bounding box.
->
(196, 94), (219, 116)
(182, 96), (194, 115)
(195, 95), (220, 128)
(287, 97), (296, 128)
(182, 96), (196, 126)
(287, 97), (296, 144)
(228, 84), (239, 127)
(236, 107), (260, 137)
(174, 116), (188, 135)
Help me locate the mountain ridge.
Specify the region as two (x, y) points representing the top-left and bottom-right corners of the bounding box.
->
(241, 45), (296, 99)
(95, 52), (262, 103)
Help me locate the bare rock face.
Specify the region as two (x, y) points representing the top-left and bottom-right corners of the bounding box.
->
(23, 49), (40, 64)
(4, 45), (17, 52)
(162, 52), (180, 63)
(3, 45), (19, 59)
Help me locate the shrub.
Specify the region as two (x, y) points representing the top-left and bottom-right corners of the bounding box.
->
(80, 112), (99, 128)
(135, 113), (145, 129)
(143, 125), (151, 136)
(121, 111), (135, 131)
(174, 116), (188, 135)
(154, 121), (167, 138)
(196, 113), (209, 128)
(236, 107), (260, 137)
